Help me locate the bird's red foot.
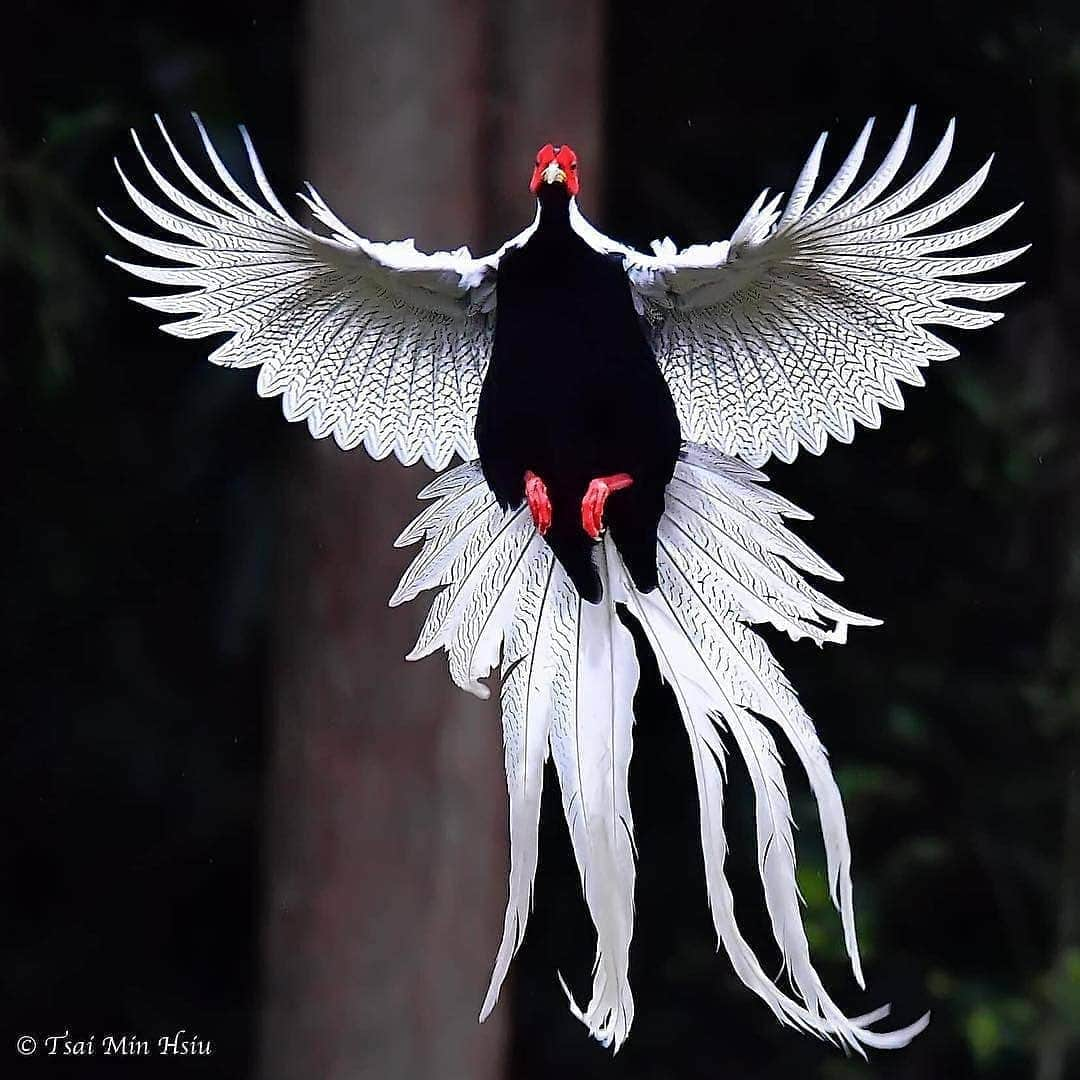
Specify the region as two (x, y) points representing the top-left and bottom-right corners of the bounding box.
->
(581, 473), (634, 540)
(524, 470), (552, 536)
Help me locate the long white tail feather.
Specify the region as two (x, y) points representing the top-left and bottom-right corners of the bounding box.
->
(474, 536), (639, 1046)
(618, 577), (927, 1054)
(394, 445), (929, 1052)
(546, 550), (639, 1048)
(479, 547), (562, 1021)
(650, 535), (866, 986)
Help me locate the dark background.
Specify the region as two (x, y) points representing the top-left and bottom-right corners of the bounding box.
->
(3, 1), (1078, 1077)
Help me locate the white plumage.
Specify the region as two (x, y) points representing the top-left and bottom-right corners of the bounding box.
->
(105, 109), (1023, 473)
(396, 449), (929, 1052)
(103, 115), (534, 469)
(587, 107), (1026, 465)
(105, 109), (1024, 1053)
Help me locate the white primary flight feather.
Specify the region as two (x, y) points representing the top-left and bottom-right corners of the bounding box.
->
(106, 111), (1022, 474)
(102, 116), (536, 470)
(572, 107), (1026, 467)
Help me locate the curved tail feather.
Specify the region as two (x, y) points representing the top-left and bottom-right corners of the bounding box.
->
(394, 446), (928, 1053)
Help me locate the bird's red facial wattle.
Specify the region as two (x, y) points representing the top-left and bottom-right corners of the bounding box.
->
(529, 143), (580, 197)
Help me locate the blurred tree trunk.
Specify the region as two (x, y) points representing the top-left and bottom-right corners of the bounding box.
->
(258, 3), (603, 1079)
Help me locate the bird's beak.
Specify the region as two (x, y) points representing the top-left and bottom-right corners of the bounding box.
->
(541, 160), (567, 186)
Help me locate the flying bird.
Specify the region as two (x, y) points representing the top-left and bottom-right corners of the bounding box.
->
(103, 109), (1024, 1053)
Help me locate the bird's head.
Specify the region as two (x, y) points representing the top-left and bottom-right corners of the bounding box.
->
(529, 143), (580, 197)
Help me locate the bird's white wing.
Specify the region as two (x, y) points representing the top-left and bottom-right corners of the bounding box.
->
(622, 109), (1026, 466)
(103, 117), (528, 469)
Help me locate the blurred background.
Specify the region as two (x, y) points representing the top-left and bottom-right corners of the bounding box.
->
(3, 0), (1079, 1077)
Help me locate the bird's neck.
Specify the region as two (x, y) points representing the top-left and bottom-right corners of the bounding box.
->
(536, 186), (573, 234)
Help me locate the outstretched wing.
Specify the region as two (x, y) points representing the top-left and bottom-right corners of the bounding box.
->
(103, 117), (524, 469)
(625, 109), (1026, 466)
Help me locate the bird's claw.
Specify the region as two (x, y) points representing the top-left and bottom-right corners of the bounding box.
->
(581, 473), (634, 540)
(524, 470), (552, 535)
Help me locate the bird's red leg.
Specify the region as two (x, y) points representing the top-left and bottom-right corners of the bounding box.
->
(581, 473), (634, 540)
(524, 470), (552, 536)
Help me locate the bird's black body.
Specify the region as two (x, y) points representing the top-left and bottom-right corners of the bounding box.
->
(475, 186), (681, 602)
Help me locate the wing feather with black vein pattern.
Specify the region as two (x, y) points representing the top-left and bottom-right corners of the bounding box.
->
(102, 116), (535, 469)
(572, 108), (1026, 467)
